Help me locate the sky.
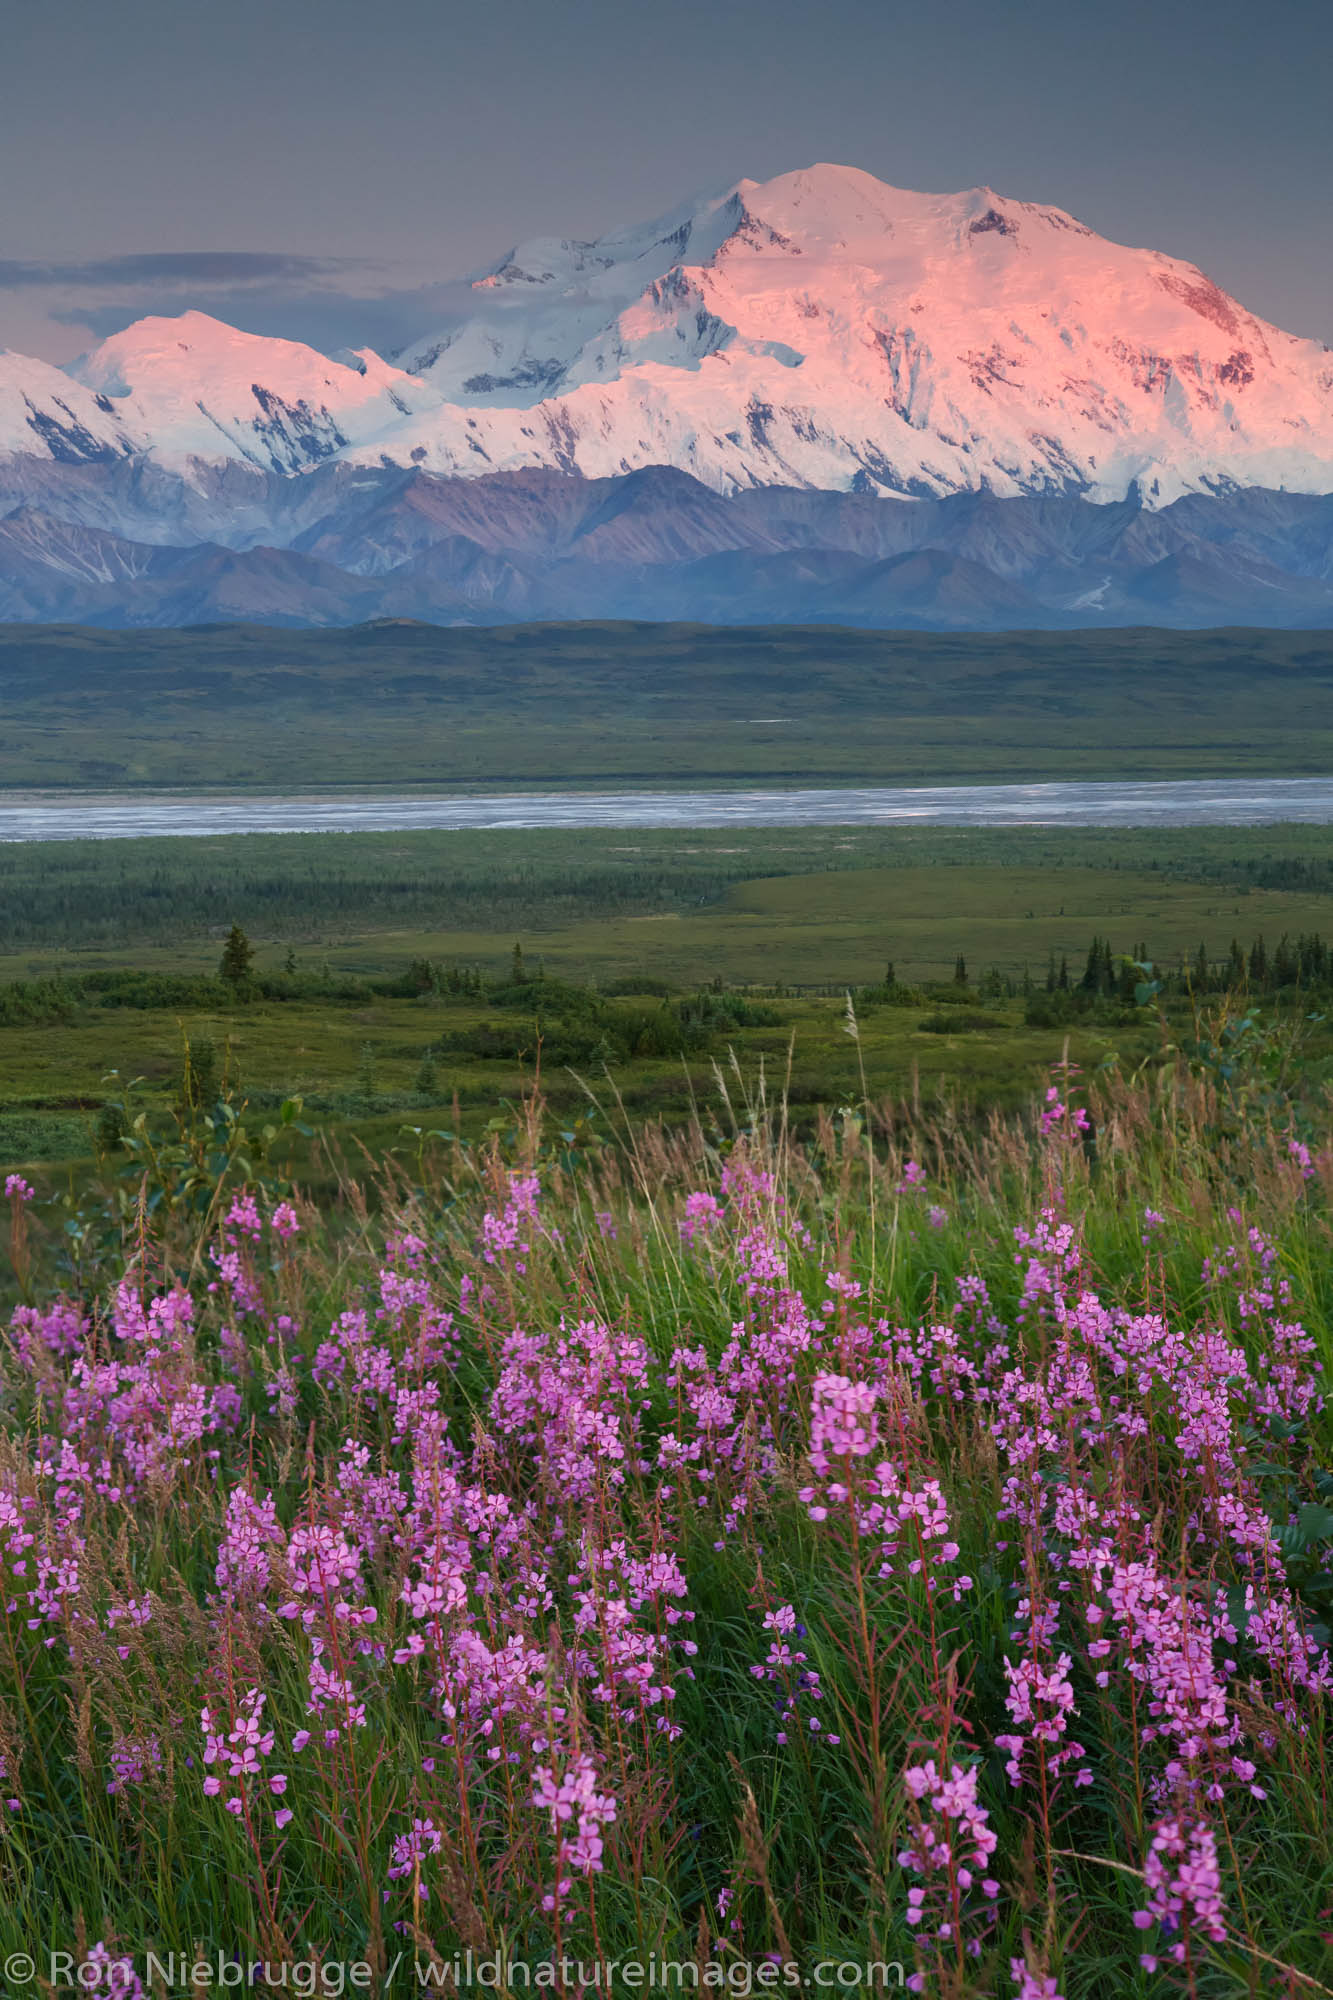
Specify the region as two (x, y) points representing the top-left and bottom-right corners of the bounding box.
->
(3, 0), (1330, 364)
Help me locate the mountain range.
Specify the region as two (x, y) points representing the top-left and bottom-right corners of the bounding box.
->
(3, 163), (1332, 630)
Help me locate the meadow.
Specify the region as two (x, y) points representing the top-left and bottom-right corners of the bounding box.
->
(1, 1014), (1332, 1997)
(6, 820), (1333, 1179)
(2, 789), (1333, 1996)
(0, 621), (1331, 789)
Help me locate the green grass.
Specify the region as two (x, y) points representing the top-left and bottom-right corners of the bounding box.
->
(0, 619), (1331, 788)
(0, 984), (1158, 1180)
(1, 1043), (1332, 1991)
(5, 820), (1333, 965)
(5, 820), (1333, 1175)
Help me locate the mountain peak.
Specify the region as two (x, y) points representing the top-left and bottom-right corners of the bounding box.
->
(2, 163), (1330, 505)
(64, 311), (438, 475)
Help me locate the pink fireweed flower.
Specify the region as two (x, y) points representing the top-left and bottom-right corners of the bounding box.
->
(899, 1759), (1000, 1983)
(1010, 1960), (1065, 2000)
(801, 1380), (971, 1596)
(679, 1191), (723, 1243)
(106, 1732), (163, 1796)
(995, 1650), (1089, 1792)
(1132, 1816), (1226, 1969)
(1039, 1083), (1090, 1137)
(200, 1688), (280, 1816)
(4, 1175), (33, 1202)
(215, 1488), (283, 1605)
(532, 1751), (618, 1904)
(79, 1947), (145, 2000)
(751, 1604), (826, 1743)
(479, 1171), (542, 1270)
(806, 1372), (882, 1477)
(223, 1191), (263, 1241)
(387, 1815), (444, 1898)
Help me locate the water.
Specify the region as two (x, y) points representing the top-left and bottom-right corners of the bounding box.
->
(3, 777), (1333, 842)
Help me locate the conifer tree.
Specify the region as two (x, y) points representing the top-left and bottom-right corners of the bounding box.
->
(219, 924), (255, 988)
(1080, 937), (1102, 991)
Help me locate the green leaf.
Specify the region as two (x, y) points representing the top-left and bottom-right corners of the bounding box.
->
(1296, 1502), (1333, 1545)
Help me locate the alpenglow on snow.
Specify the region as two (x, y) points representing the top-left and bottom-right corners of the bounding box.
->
(8, 163), (1333, 508)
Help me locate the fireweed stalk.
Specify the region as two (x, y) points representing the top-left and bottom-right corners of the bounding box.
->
(0, 1066), (1330, 1992)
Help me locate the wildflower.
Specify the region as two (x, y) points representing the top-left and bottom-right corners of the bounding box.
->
(79, 1947), (144, 2000)
(388, 1816), (444, 1897)
(1010, 1959), (1065, 2000)
(532, 1751), (618, 1904)
(1132, 1816), (1226, 1969)
(995, 1650), (1089, 1792)
(679, 1191), (723, 1243)
(106, 1733), (163, 1796)
(4, 1175), (33, 1202)
(899, 1759), (1000, 1982)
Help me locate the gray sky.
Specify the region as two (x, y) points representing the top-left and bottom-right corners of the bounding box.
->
(4, 0), (1330, 363)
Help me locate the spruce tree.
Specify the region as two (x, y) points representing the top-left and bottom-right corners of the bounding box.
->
(1080, 937), (1102, 991)
(219, 924), (255, 988)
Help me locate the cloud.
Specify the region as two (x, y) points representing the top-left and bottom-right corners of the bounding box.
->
(0, 251), (366, 290)
(33, 279), (478, 364)
(0, 250), (486, 365)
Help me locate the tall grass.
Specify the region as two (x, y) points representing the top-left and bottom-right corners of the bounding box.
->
(1, 1029), (1332, 1997)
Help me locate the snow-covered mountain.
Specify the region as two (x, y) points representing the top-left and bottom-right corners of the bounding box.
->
(0, 348), (143, 465)
(5, 162), (1330, 507)
(381, 165), (1333, 505)
(64, 312), (443, 474)
(2, 164), (1333, 629)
